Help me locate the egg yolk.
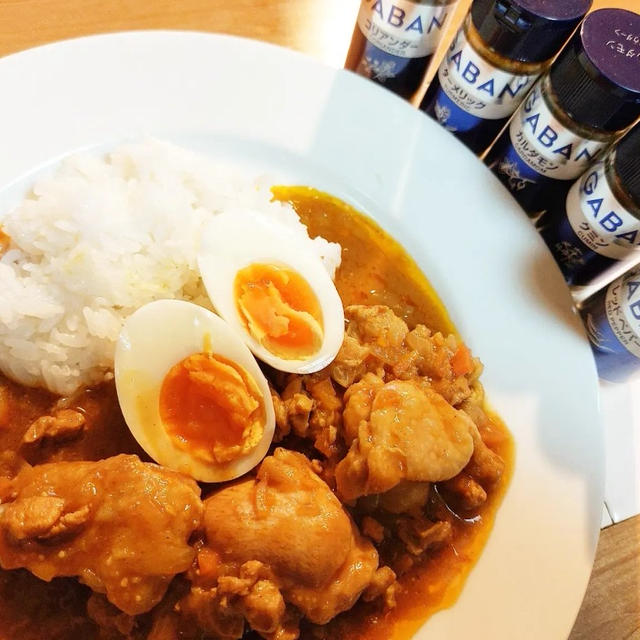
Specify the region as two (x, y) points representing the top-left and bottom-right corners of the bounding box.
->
(159, 353), (264, 465)
(234, 263), (324, 360)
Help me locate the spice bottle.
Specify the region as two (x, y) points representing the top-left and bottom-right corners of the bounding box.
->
(539, 122), (640, 289)
(420, 0), (591, 155)
(581, 266), (640, 383)
(345, 0), (459, 99)
(486, 8), (640, 218)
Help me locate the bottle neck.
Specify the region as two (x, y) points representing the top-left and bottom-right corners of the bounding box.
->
(464, 13), (554, 75)
(540, 74), (618, 143)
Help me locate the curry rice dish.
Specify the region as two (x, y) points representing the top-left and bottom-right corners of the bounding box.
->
(0, 143), (513, 640)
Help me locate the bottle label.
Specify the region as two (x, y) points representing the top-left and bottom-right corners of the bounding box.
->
(603, 269), (640, 359)
(433, 26), (539, 132)
(357, 0), (451, 61)
(498, 81), (608, 190)
(566, 161), (640, 260)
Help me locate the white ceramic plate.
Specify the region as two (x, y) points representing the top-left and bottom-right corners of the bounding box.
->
(0, 32), (603, 640)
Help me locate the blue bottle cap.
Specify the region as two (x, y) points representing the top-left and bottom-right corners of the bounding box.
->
(549, 9), (640, 132)
(471, 0), (592, 63)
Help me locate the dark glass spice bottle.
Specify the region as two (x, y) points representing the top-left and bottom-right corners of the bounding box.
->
(581, 265), (640, 382)
(486, 8), (640, 218)
(420, 0), (591, 155)
(539, 122), (640, 289)
(345, 0), (459, 99)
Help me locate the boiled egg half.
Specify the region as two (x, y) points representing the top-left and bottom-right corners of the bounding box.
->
(197, 210), (344, 374)
(114, 299), (275, 482)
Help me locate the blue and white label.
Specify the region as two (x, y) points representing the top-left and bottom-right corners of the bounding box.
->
(357, 0), (452, 60)
(567, 161), (640, 260)
(603, 268), (640, 359)
(433, 26), (539, 131)
(503, 81), (608, 184)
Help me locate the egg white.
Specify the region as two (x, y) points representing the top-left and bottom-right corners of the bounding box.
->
(197, 210), (345, 374)
(114, 299), (275, 482)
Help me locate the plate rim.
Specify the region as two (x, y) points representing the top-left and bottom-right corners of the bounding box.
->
(0, 29), (605, 640)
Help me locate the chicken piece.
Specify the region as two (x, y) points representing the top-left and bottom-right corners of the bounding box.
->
(86, 593), (135, 637)
(405, 325), (454, 380)
(271, 378), (313, 441)
(342, 373), (384, 445)
(182, 584), (245, 639)
(377, 480), (431, 514)
(305, 376), (343, 459)
(362, 565), (396, 605)
(441, 473), (487, 511)
(183, 449), (393, 639)
(2, 496), (90, 541)
(0, 454), (202, 615)
(22, 409), (86, 445)
(0, 451), (27, 481)
(395, 518), (452, 556)
(466, 426), (505, 485)
(242, 578), (287, 634)
(184, 560), (289, 638)
(146, 580), (191, 640)
(431, 375), (472, 407)
(361, 516), (385, 544)
(345, 305), (409, 350)
(329, 306), (401, 388)
(329, 334), (371, 388)
(306, 377), (341, 429)
(333, 307), (479, 405)
(12, 382), (145, 468)
(183, 568), (301, 640)
(336, 379), (475, 502)
(271, 375), (343, 461)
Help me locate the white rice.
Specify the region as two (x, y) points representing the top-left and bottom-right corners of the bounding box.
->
(0, 140), (341, 395)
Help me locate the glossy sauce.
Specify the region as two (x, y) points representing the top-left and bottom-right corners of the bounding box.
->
(272, 186), (454, 335)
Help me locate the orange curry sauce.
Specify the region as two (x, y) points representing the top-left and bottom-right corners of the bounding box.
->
(273, 186), (515, 640)
(0, 187), (513, 640)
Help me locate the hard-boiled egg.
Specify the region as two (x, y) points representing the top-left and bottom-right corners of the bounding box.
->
(114, 299), (275, 482)
(197, 210), (344, 374)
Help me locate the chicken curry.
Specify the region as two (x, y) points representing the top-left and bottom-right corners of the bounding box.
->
(0, 187), (513, 640)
